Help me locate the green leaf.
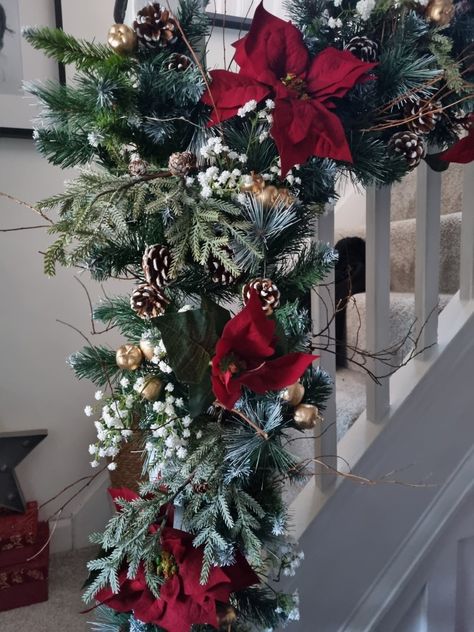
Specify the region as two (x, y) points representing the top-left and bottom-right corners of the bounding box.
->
(154, 302), (230, 384)
(188, 368), (214, 416)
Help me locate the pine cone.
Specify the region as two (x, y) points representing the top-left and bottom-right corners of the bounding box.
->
(129, 153), (148, 177)
(207, 247), (238, 285)
(142, 244), (172, 289)
(405, 100), (441, 135)
(389, 131), (426, 169)
(168, 151), (197, 176)
(346, 36), (379, 62)
(133, 3), (178, 49)
(242, 278), (281, 315)
(167, 53), (191, 71)
(130, 284), (168, 319)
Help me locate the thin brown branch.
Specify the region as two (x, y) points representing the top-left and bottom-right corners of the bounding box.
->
(0, 191), (53, 224)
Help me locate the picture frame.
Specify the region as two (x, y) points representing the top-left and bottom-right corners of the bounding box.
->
(0, 0), (64, 139)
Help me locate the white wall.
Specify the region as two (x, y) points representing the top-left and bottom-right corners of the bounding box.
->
(0, 0), (121, 550)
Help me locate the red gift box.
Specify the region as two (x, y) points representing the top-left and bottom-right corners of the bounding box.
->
(0, 521), (49, 612)
(0, 502), (39, 551)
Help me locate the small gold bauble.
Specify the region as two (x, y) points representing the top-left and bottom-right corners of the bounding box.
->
(294, 403), (323, 430)
(425, 0), (455, 26)
(281, 382), (305, 407)
(140, 376), (163, 401)
(107, 23), (138, 54)
(217, 604), (238, 628)
(116, 344), (143, 370)
(256, 184), (279, 207)
(139, 338), (156, 362)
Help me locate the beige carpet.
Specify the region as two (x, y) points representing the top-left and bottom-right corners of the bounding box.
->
(0, 547), (97, 632)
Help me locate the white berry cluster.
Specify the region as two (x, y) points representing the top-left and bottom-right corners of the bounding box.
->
(86, 381), (136, 471)
(145, 382), (202, 474)
(278, 541), (305, 577)
(355, 0), (376, 20)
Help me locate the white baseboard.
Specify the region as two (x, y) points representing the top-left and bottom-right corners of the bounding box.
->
(48, 470), (113, 553)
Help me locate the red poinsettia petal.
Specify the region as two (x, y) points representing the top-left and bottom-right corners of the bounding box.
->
(216, 291), (276, 363)
(202, 70), (270, 125)
(439, 129), (474, 164)
(306, 47), (377, 103)
(233, 2), (309, 87)
(211, 367), (242, 409)
(272, 98), (352, 175)
(241, 352), (317, 394)
(108, 487), (139, 511)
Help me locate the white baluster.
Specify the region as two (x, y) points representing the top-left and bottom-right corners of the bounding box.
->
(415, 159), (442, 357)
(366, 186), (391, 422)
(312, 205), (337, 490)
(460, 163), (474, 301)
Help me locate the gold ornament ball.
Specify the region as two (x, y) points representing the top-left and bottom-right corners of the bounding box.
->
(217, 604), (237, 628)
(256, 185), (279, 207)
(139, 338), (156, 362)
(281, 382), (305, 407)
(140, 376), (163, 401)
(425, 0), (455, 26)
(107, 23), (138, 54)
(116, 344), (143, 370)
(294, 403), (322, 430)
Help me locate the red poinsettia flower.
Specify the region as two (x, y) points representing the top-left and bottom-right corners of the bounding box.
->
(440, 119), (474, 164)
(96, 490), (259, 632)
(201, 2), (376, 175)
(211, 291), (317, 409)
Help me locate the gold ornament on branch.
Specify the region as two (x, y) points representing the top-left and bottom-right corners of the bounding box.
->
(293, 403), (323, 430)
(139, 376), (163, 401)
(281, 382), (305, 407)
(116, 344), (143, 370)
(425, 0), (455, 25)
(107, 24), (138, 54)
(139, 338), (156, 362)
(240, 172), (294, 207)
(217, 604), (238, 628)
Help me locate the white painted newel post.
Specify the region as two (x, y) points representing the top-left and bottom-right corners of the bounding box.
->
(415, 158), (442, 357)
(312, 205), (337, 490)
(365, 185), (391, 423)
(460, 162), (474, 301)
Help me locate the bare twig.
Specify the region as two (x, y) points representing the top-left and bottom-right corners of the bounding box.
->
(0, 191), (53, 224)
(0, 224), (49, 232)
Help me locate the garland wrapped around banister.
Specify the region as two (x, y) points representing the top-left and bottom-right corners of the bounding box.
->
(20, 0), (473, 629)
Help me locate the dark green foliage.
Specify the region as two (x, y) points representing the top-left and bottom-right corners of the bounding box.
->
(68, 346), (121, 387)
(93, 297), (147, 342)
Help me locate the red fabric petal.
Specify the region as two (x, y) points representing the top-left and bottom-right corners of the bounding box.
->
(439, 129), (474, 164)
(108, 487), (139, 511)
(272, 98), (352, 175)
(233, 2), (309, 87)
(306, 47), (376, 103)
(241, 353), (317, 393)
(202, 70), (270, 125)
(216, 291), (276, 363)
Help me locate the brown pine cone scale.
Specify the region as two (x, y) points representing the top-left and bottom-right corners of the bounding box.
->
(389, 131), (426, 169)
(133, 3), (179, 49)
(142, 244), (172, 289)
(131, 284), (169, 319)
(242, 278), (281, 315)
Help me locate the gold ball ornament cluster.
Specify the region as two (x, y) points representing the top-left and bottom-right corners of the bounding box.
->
(281, 382), (305, 406)
(116, 344), (143, 370)
(425, 0), (455, 25)
(107, 23), (138, 54)
(240, 172), (294, 207)
(294, 403), (323, 430)
(140, 376), (163, 401)
(139, 338), (156, 361)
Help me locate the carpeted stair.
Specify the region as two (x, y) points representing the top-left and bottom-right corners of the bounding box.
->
(334, 164), (463, 434)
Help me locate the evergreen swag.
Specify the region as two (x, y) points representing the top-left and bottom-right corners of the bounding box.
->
(23, 0), (473, 630)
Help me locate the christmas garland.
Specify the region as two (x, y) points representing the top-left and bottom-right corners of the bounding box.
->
(23, 0), (473, 630)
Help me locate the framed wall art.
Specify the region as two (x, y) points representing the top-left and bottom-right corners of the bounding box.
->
(0, 0), (64, 138)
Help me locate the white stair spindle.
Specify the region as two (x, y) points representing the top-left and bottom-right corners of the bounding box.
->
(312, 205), (337, 490)
(366, 186), (391, 423)
(460, 162), (474, 301)
(415, 159), (442, 357)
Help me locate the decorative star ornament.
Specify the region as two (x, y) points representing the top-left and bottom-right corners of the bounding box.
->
(0, 430), (47, 513)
